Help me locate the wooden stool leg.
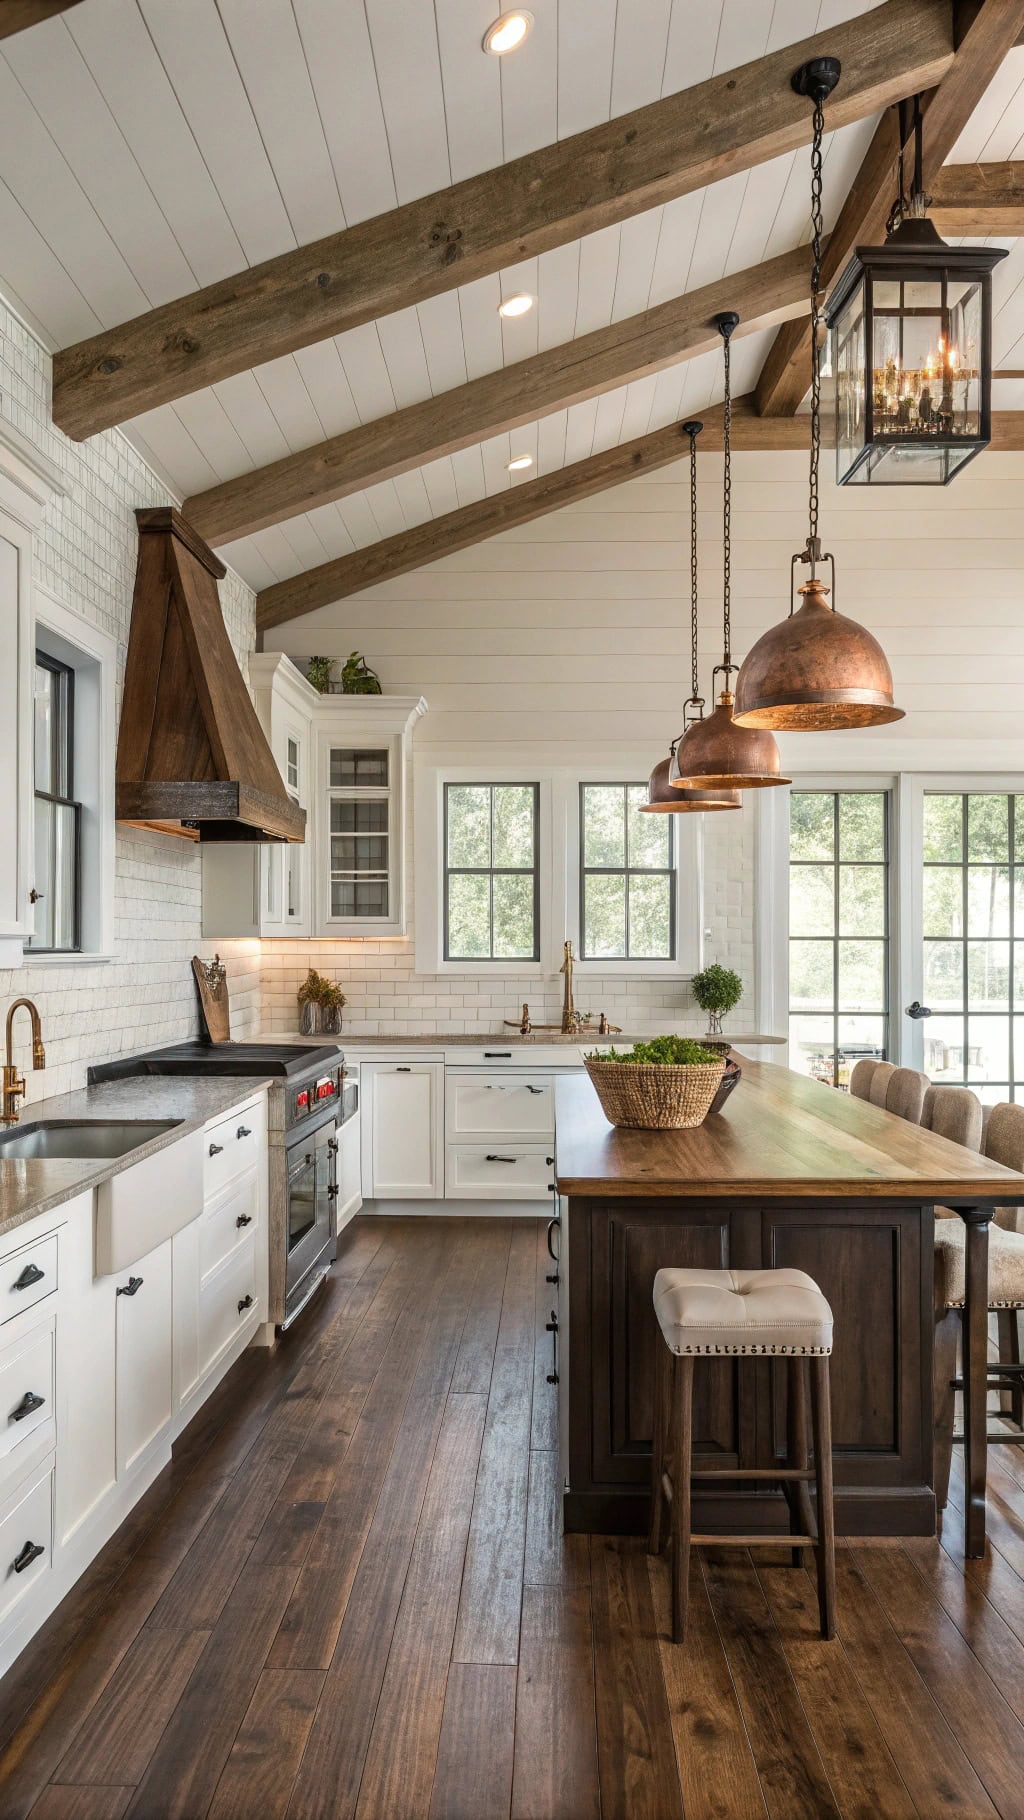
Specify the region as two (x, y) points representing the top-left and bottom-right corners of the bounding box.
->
(648, 1337), (668, 1557)
(810, 1356), (836, 1641)
(932, 1307), (959, 1514)
(785, 1357), (814, 1570)
(997, 1310), (1023, 1426)
(671, 1354), (694, 1646)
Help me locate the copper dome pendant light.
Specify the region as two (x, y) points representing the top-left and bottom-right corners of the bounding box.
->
(732, 59), (904, 734)
(642, 421), (740, 815)
(670, 316), (790, 791)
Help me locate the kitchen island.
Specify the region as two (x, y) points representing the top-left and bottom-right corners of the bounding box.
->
(553, 1061), (1024, 1555)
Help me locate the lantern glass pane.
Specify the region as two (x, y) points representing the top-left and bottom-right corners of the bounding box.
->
(834, 276), (866, 484)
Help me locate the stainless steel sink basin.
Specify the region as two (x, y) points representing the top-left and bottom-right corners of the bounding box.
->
(0, 1119), (179, 1161)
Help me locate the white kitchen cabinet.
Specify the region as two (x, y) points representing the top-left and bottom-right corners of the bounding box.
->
(114, 1238), (174, 1480)
(56, 1196), (116, 1551)
(363, 1061), (444, 1198)
(446, 1072), (555, 1143)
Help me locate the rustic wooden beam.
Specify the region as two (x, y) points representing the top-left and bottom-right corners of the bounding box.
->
(51, 0), (955, 442)
(755, 0), (1024, 416)
(185, 244), (813, 546)
(930, 159), (1024, 233)
(0, 2), (83, 37)
(255, 402), (1024, 629)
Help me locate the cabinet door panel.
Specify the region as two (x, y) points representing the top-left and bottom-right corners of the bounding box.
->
(366, 1064), (443, 1198)
(115, 1238), (173, 1480)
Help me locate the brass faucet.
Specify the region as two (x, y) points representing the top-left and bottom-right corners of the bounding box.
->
(3, 999), (45, 1126)
(560, 940), (578, 1034)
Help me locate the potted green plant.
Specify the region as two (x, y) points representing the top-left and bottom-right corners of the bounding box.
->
(691, 963), (743, 1037)
(341, 650), (382, 695)
(583, 1035), (725, 1130)
(297, 968), (347, 1036)
(307, 656), (333, 694)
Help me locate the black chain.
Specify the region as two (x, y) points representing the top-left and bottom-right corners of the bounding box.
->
(808, 92), (825, 570)
(687, 423), (700, 702)
(722, 325), (733, 670)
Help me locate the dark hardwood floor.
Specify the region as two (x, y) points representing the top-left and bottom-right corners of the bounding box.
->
(4, 1214), (1024, 1818)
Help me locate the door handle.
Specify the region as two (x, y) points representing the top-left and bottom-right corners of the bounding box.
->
(12, 1540), (44, 1574)
(209, 1142), (224, 1156)
(117, 1276), (144, 1297)
(238, 1294), (254, 1314)
(236, 1213), (253, 1228)
(546, 1217), (560, 1262)
(236, 1125), (252, 1139)
(905, 1001), (932, 1019)
(545, 1311), (559, 1385)
(13, 1262), (44, 1291)
(485, 1154), (518, 1164)
(10, 1391), (44, 1423)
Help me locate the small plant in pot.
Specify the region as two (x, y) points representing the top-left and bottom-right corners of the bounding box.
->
(583, 1035), (726, 1130)
(297, 968), (346, 1036)
(691, 962), (743, 1038)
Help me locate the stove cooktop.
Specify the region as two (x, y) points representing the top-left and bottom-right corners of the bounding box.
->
(88, 1040), (343, 1084)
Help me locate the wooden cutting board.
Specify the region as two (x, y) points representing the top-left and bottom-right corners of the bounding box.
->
(192, 953), (231, 1043)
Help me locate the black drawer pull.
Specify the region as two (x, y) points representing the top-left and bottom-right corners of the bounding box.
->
(526, 1085), (544, 1094)
(237, 1125), (252, 1139)
(117, 1276), (144, 1297)
(13, 1262), (44, 1291)
(545, 1310), (559, 1385)
(238, 1294), (254, 1314)
(484, 1052), (512, 1059)
(236, 1213), (253, 1228)
(396, 1066), (411, 1072)
(13, 1540), (44, 1574)
(11, 1391), (44, 1423)
(485, 1154), (517, 1164)
(546, 1217), (560, 1262)
(209, 1142), (224, 1156)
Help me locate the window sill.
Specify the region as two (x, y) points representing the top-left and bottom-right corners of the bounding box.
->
(22, 951), (115, 967)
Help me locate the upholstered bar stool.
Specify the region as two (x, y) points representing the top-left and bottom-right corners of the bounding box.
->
(648, 1267), (836, 1644)
(867, 1061), (897, 1107)
(885, 1067), (929, 1124)
(849, 1058), (877, 1101)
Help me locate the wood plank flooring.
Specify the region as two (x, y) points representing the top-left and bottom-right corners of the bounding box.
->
(6, 1215), (1024, 1817)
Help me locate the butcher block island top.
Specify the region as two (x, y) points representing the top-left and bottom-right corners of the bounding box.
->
(554, 1059), (1024, 1203)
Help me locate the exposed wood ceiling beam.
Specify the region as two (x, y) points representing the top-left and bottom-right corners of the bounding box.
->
(255, 401), (1024, 630)
(185, 245), (813, 547)
(51, 0), (954, 442)
(0, 2), (82, 37)
(930, 159), (1024, 232)
(754, 0), (1024, 417)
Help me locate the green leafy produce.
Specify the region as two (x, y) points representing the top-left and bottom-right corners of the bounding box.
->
(586, 1035), (722, 1067)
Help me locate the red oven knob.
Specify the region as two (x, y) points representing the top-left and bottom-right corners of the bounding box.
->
(296, 1089), (309, 1110)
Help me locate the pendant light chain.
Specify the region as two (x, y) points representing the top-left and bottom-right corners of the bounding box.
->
(808, 89), (825, 572)
(687, 422), (700, 703)
(722, 324), (733, 672)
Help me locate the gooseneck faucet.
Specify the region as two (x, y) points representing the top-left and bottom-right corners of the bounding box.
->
(3, 998), (45, 1126)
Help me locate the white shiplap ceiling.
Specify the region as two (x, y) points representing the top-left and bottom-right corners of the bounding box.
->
(0, 0), (1019, 595)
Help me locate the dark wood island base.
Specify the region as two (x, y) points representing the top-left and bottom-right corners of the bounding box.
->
(553, 1064), (1024, 1546)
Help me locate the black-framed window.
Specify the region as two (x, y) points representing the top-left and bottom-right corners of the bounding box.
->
(28, 651), (81, 953)
(922, 791), (1024, 1103)
(788, 790), (889, 1088)
(579, 783), (675, 960)
(444, 784), (539, 961)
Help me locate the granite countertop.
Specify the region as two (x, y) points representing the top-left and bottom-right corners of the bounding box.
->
(0, 1074), (273, 1241)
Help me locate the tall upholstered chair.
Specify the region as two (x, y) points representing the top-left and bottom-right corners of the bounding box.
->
(849, 1059), (877, 1101)
(933, 1101), (1024, 1508)
(923, 1084), (983, 1152)
(885, 1067), (929, 1125)
(867, 1061), (897, 1108)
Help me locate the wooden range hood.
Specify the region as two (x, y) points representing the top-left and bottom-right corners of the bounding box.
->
(116, 508), (305, 843)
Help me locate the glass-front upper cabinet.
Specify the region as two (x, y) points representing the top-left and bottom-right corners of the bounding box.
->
(316, 697), (426, 939)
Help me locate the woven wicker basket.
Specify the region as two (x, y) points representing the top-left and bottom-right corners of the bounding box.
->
(584, 1055), (726, 1130)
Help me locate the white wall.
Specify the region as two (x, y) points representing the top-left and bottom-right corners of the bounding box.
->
(0, 300), (261, 1103)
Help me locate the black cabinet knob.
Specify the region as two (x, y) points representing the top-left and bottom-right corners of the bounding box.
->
(116, 1276), (143, 1297)
(236, 1213), (253, 1228)
(238, 1294), (254, 1314)
(10, 1391), (44, 1423)
(13, 1540), (44, 1574)
(13, 1262), (44, 1291)
(209, 1142), (224, 1156)
(237, 1125), (252, 1139)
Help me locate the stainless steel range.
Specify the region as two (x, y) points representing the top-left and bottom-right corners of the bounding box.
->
(89, 1037), (356, 1329)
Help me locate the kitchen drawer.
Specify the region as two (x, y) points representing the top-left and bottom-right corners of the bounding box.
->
(0, 1459), (51, 1630)
(0, 1320), (54, 1494)
(445, 1144), (554, 1201)
(444, 1046), (577, 1069)
(446, 1072), (555, 1142)
(204, 1099), (265, 1200)
(199, 1235), (257, 1379)
(201, 1168), (258, 1283)
(1, 1233), (57, 1327)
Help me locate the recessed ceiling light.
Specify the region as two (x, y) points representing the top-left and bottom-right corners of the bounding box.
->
(507, 454), (533, 471)
(483, 10), (534, 55)
(498, 293), (534, 319)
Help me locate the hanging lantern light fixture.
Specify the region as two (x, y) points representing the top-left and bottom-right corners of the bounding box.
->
(642, 421), (740, 816)
(826, 91), (1007, 486)
(671, 316), (790, 791)
(733, 58), (905, 733)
